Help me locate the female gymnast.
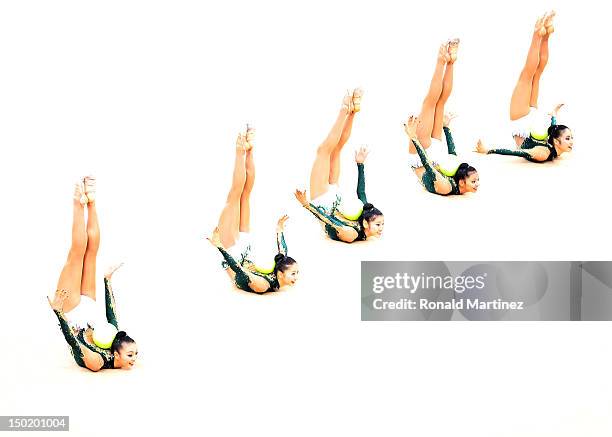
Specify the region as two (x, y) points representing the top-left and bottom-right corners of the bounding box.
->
(294, 89), (384, 243)
(476, 12), (574, 162)
(405, 40), (479, 196)
(207, 127), (299, 294)
(405, 115), (478, 195)
(48, 177), (138, 372)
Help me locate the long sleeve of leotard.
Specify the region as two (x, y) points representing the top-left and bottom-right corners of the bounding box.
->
(551, 116), (557, 127)
(276, 231), (288, 256)
(443, 127), (457, 156)
(218, 246), (252, 286)
(303, 203), (346, 228)
(411, 138), (441, 194)
(486, 148), (533, 159)
(52, 309), (86, 368)
(356, 163), (368, 204)
(104, 278), (119, 329)
(411, 138), (436, 174)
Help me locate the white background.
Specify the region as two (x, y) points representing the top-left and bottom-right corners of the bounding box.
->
(1, 0), (611, 436)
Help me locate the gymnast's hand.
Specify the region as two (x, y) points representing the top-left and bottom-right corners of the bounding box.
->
(47, 289), (69, 312)
(403, 115), (420, 140)
(475, 139), (489, 154)
(276, 214), (289, 232)
(206, 227), (224, 248)
(549, 103), (564, 117)
(294, 189), (309, 207)
(104, 262), (124, 280)
(354, 146), (370, 164)
(443, 112), (457, 128)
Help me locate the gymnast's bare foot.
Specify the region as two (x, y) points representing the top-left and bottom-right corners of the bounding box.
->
(534, 14), (547, 37)
(84, 175), (96, 204)
(351, 88), (363, 113)
(341, 90), (353, 113)
(448, 38), (460, 63)
(235, 133), (247, 153)
(544, 10), (556, 35)
(74, 180), (88, 206)
(245, 124), (255, 151)
(438, 43), (450, 64)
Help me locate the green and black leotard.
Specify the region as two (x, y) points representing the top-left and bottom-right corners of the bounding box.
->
(51, 278), (118, 370)
(487, 117), (558, 163)
(217, 230), (287, 294)
(302, 162), (369, 243)
(412, 126), (460, 196)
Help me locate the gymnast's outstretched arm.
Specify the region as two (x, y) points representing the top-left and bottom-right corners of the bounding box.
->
(103, 264), (125, 329)
(412, 138), (438, 179)
(476, 139), (551, 162)
(354, 146), (370, 204)
(443, 127), (456, 156)
(294, 189), (345, 228)
(276, 215), (289, 256)
(485, 144), (551, 161)
(217, 247), (251, 283)
(442, 113), (458, 156)
(48, 290), (105, 371)
(356, 163), (367, 204)
(51, 308), (87, 368)
(294, 189), (359, 242)
(486, 147), (535, 159)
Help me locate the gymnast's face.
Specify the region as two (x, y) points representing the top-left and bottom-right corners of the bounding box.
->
(114, 343), (139, 370)
(461, 171), (479, 193)
(365, 215), (384, 238)
(278, 263), (299, 287)
(553, 128), (574, 153)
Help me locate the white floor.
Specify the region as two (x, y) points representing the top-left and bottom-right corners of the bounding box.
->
(2, 1), (612, 436)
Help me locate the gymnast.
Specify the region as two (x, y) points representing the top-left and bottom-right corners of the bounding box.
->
(405, 40), (479, 196)
(207, 126), (299, 293)
(48, 177), (137, 371)
(476, 12), (573, 162)
(404, 115), (478, 195)
(294, 89), (384, 242)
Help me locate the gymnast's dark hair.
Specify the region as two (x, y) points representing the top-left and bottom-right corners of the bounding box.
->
(453, 163), (477, 184)
(548, 124), (570, 146)
(110, 331), (136, 354)
(359, 203), (383, 228)
(273, 253), (297, 275)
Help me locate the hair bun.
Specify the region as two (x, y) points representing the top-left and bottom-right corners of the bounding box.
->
(548, 124), (558, 136)
(274, 253), (285, 264)
(115, 331), (127, 339)
(363, 203), (374, 211)
(458, 162), (469, 170)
